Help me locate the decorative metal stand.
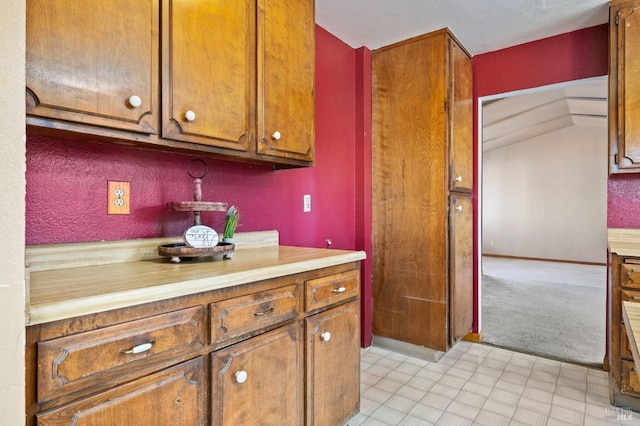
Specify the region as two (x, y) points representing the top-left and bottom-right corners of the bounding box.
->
(158, 159), (235, 262)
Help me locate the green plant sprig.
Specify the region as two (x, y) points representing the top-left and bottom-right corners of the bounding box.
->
(223, 206), (240, 239)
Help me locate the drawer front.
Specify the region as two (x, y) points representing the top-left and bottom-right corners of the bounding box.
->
(36, 357), (206, 425)
(37, 306), (205, 403)
(210, 285), (299, 345)
(622, 263), (640, 289)
(622, 359), (640, 396)
(305, 269), (360, 312)
(621, 290), (640, 308)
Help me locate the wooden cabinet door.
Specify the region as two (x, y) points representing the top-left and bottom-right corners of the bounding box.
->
(162, 0), (253, 151)
(257, 0), (315, 163)
(449, 38), (473, 192)
(372, 32), (449, 352)
(26, 0), (158, 134)
(611, 2), (640, 172)
(36, 357), (206, 425)
(211, 323), (303, 425)
(305, 300), (360, 425)
(449, 194), (473, 345)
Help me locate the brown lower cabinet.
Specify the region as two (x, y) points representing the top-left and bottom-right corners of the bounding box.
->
(609, 252), (640, 410)
(212, 323), (304, 425)
(26, 262), (361, 425)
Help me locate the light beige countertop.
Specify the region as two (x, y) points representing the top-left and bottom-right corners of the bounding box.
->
(609, 228), (640, 257)
(26, 231), (366, 326)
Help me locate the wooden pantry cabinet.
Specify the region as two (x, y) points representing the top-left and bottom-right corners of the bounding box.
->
(371, 28), (474, 356)
(26, 0), (314, 167)
(609, 0), (640, 173)
(26, 262), (360, 425)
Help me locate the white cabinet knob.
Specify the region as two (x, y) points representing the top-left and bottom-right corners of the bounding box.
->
(455, 205), (463, 212)
(185, 110), (196, 122)
(272, 131), (281, 140)
(455, 176), (463, 182)
(320, 331), (331, 342)
(128, 95), (142, 108)
(235, 370), (248, 384)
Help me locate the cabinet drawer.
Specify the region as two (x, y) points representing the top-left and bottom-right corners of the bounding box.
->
(621, 289), (640, 305)
(37, 356), (205, 425)
(305, 269), (360, 312)
(210, 285), (299, 345)
(622, 264), (640, 289)
(37, 306), (205, 403)
(622, 360), (640, 396)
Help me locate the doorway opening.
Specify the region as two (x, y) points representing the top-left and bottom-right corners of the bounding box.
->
(477, 76), (608, 366)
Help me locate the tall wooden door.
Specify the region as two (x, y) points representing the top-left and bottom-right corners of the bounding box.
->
(449, 194), (473, 344)
(372, 32), (450, 352)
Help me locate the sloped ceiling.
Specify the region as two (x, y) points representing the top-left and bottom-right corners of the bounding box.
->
(482, 77), (607, 152)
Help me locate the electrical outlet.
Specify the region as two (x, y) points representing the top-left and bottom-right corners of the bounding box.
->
(303, 194), (311, 212)
(108, 181), (130, 215)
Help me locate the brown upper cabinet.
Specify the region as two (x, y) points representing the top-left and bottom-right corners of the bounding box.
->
(26, 0), (315, 168)
(26, 0), (160, 134)
(162, 0), (254, 153)
(610, 0), (640, 173)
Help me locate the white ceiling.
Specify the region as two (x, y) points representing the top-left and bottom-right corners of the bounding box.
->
(315, 1), (610, 150)
(315, 0), (609, 55)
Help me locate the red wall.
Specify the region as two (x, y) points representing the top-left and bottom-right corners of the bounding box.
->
(26, 24), (375, 347)
(26, 26), (358, 251)
(472, 24), (611, 334)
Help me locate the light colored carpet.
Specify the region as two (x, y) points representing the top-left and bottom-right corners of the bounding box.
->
(481, 257), (606, 367)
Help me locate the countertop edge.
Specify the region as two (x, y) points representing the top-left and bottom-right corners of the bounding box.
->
(28, 250), (366, 326)
(609, 228), (640, 257)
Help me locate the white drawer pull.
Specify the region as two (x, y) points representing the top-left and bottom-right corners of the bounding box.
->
(272, 131), (281, 140)
(235, 370), (248, 384)
(254, 307), (275, 317)
(332, 286), (347, 293)
(185, 110), (196, 122)
(455, 176), (463, 182)
(320, 331), (331, 342)
(120, 341), (155, 355)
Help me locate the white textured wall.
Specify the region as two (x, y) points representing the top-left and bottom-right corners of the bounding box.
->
(482, 125), (607, 263)
(0, 0), (26, 423)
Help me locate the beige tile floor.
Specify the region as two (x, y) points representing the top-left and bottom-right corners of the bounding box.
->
(346, 341), (640, 426)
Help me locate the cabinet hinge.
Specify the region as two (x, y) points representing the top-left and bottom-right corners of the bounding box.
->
(616, 14), (620, 26)
(615, 153), (619, 165)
